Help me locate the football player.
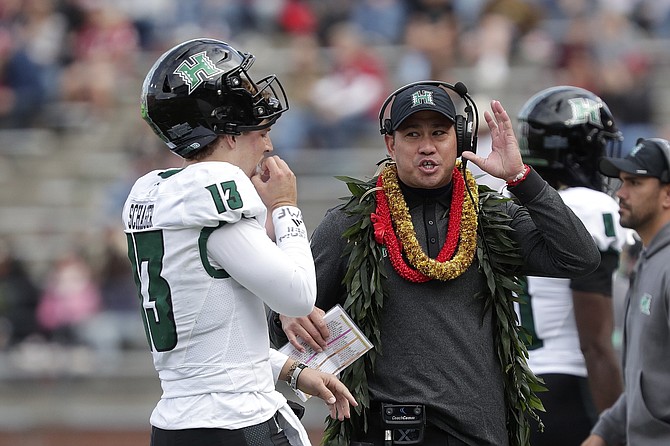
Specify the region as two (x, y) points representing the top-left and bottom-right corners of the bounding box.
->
(125, 38), (356, 446)
(516, 86), (626, 446)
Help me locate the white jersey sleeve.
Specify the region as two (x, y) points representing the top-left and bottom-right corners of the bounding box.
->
(269, 348), (290, 383)
(206, 204), (316, 317)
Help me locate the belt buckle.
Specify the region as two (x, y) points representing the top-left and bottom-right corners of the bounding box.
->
(380, 403), (426, 445)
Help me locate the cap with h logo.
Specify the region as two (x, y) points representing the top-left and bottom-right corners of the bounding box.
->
(599, 138), (670, 183)
(389, 84), (456, 132)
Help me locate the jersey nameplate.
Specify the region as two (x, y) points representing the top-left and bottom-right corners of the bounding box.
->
(128, 203), (155, 230)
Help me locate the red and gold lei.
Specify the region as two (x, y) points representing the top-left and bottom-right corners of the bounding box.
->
(371, 162), (478, 282)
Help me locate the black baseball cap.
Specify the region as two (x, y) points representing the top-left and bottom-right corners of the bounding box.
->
(599, 138), (670, 182)
(389, 84), (456, 131)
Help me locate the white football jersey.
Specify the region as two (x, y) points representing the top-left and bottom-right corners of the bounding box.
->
(123, 161), (315, 434)
(518, 187), (626, 376)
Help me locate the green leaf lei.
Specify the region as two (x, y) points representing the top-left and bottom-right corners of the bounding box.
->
(320, 172), (545, 446)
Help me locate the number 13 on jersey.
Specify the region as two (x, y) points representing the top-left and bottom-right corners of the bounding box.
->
(127, 230), (178, 352)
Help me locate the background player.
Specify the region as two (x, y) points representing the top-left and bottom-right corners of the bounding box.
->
(516, 86), (626, 446)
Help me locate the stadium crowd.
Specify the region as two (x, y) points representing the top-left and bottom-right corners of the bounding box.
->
(0, 0), (666, 374)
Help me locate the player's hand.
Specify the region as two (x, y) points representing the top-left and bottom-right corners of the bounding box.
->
(251, 155), (298, 210)
(580, 434), (607, 446)
(279, 307), (330, 353)
(296, 367), (358, 420)
(461, 100), (525, 182)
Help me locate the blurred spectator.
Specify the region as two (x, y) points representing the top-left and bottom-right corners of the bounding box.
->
(551, 16), (601, 92)
(395, 7), (459, 84)
(592, 9), (642, 63)
(470, 12), (514, 90)
(248, 0), (285, 34)
(541, 0), (597, 21)
(15, 0), (68, 102)
(406, 0), (454, 17)
(350, 0), (407, 45)
(76, 228), (145, 366)
(278, 0), (317, 35)
(167, 0), (257, 43)
(112, 0), (173, 50)
(451, 0), (488, 27)
(305, 21), (388, 149)
(56, 0), (87, 48)
(461, 0), (542, 92)
(309, 0), (356, 44)
(0, 26), (47, 128)
(36, 250), (101, 346)
(599, 53), (657, 147)
(268, 32), (323, 155)
(631, 0), (670, 38)
(59, 3), (138, 118)
(481, 0), (542, 37)
(0, 238), (41, 349)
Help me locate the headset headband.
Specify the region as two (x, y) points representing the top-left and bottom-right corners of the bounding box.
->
(377, 80), (479, 157)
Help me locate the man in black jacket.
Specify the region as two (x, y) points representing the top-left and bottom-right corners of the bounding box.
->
(270, 81), (599, 446)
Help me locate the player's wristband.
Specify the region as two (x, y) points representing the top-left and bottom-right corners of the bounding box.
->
(288, 362), (308, 391)
(273, 206), (307, 243)
(506, 164), (530, 187)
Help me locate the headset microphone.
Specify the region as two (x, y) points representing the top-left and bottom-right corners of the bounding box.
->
(453, 81), (468, 97)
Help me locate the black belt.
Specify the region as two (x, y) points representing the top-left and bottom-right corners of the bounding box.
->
(150, 411), (290, 446)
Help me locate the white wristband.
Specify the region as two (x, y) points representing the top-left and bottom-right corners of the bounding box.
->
(288, 362), (307, 391)
(272, 206), (307, 244)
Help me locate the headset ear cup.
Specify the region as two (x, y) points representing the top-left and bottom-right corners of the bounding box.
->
(455, 115), (466, 157)
(384, 118), (392, 135)
(463, 108), (474, 155)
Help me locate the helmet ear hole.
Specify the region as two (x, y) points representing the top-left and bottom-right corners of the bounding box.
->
(226, 75), (242, 90)
(162, 77), (171, 94)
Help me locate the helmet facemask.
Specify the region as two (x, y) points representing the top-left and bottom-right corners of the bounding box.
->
(210, 67), (288, 135)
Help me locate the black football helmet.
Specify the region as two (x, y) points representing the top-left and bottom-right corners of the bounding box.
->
(517, 86), (623, 190)
(141, 38), (289, 158)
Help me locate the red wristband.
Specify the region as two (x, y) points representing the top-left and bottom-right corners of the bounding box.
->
(506, 164), (530, 187)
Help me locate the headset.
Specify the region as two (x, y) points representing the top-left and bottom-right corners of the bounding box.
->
(378, 80), (479, 158)
(641, 137), (670, 183)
